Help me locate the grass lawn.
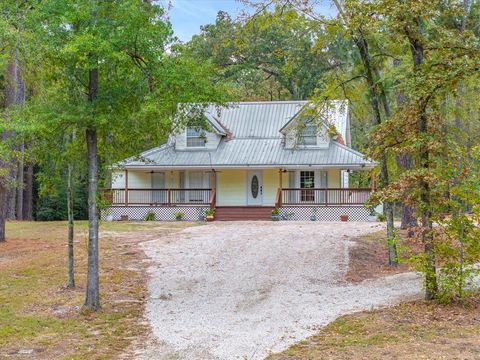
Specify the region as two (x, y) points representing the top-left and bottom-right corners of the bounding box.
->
(268, 229), (480, 360)
(267, 295), (480, 360)
(0, 220), (196, 359)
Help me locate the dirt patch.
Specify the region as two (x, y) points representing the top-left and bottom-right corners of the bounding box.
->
(346, 229), (421, 283)
(267, 293), (480, 360)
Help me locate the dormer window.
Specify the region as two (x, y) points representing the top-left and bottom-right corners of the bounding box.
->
(186, 127), (206, 147)
(301, 124), (317, 145)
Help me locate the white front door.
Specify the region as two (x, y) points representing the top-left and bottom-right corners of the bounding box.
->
(247, 170), (263, 205)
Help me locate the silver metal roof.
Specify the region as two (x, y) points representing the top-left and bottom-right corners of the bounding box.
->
(121, 101), (373, 169)
(205, 100), (348, 140)
(124, 139), (374, 169)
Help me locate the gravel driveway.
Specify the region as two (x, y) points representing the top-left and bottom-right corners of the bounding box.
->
(140, 221), (422, 360)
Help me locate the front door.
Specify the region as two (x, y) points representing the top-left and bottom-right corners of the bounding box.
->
(247, 170), (263, 205)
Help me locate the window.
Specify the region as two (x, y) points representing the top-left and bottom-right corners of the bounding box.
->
(300, 171), (315, 202)
(300, 124), (317, 145)
(186, 127), (206, 147)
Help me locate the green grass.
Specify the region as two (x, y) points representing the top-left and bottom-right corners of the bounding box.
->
(268, 296), (480, 360)
(0, 220), (195, 359)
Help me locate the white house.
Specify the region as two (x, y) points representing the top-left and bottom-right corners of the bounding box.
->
(104, 101), (375, 221)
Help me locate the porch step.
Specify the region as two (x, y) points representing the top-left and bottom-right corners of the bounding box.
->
(214, 206), (275, 221)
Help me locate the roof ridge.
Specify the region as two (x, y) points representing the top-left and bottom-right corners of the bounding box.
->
(227, 100), (308, 105)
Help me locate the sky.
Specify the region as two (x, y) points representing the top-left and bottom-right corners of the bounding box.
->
(167, 0), (243, 42)
(165, 0), (337, 42)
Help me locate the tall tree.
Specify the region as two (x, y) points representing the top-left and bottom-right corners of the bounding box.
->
(187, 6), (336, 100)
(19, 0), (229, 311)
(0, 5), (25, 241)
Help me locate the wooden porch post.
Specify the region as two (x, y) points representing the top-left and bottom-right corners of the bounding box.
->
(124, 169), (129, 207)
(211, 169), (217, 209)
(212, 169), (217, 191)
(276, 169), (283, 208)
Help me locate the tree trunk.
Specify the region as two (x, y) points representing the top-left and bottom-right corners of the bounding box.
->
(333, 0), (398, 266)
(1, 42), (25, 240)
(6, 175), (17, 220)
(405, 21), (437, 300)
(397, 153), (417, 232)
(16, 143), (24, 220)
(84, 67), (100, 311)
(67, 162), (75, 289)
(392, 59), (417, 231)
(354, 33), (398, 266)
(0, 184), (6, 242)
(22, 163), (33, 220)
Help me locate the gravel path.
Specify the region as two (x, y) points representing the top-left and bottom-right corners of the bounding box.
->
(140, 222), (422, 360)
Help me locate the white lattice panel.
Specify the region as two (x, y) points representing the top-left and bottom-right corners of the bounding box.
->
(279, 206), (370, 221)
(102, 206), (208, 221)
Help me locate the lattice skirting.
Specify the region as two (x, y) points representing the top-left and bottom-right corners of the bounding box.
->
(102, 206), (208, 221)
(279, 206), (370, 221)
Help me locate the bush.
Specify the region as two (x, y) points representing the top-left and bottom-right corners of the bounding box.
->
(174, 211), (185, 220)
(144, 211), (156, 221)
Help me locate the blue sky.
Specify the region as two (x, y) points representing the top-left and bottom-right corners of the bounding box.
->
(167, 0), (242, 42)
(166, 0), (337, 42)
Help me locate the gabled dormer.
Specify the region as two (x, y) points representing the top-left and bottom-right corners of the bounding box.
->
(280, 117), (330, 149)
(174, 111), (226, 151)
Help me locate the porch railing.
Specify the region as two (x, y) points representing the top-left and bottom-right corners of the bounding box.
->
(105, 188), (212, 206)
(276, 188), (372, 207)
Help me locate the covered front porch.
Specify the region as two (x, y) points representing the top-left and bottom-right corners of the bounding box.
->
(103, 168), (374, 221)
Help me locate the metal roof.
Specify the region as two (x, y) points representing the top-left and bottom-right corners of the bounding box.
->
(121, 101), (373, 169)
(123, 139), (374, 169)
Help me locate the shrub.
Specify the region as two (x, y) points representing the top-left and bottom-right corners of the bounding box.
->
(144, 211), (156, 221)
(174, 211), (185, 220)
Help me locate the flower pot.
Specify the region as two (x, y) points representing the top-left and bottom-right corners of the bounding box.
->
(206, 215), (214, 222)
(175, 216), (183, 221)
(340, 215), (349, 222)
(120, 215), (129, 221)
(310, 215), (316, 221)
(367, 215), (377, 222)
(271, 214), (280, 221)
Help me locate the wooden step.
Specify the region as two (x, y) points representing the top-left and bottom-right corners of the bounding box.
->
(214, 206), (274, 221)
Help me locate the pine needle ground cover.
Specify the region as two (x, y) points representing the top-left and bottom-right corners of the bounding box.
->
(0, 221), (196, 359)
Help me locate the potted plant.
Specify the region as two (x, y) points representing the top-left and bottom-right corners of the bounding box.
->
(174, 211), (185, 221)
(340, 214), (349, 222)
(205, 208), (215, 222)
(144, 211), (156, 221)
(310, 208), (317, 221)
(120, 214), (129, 221)
(271, 208), (280, 221)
